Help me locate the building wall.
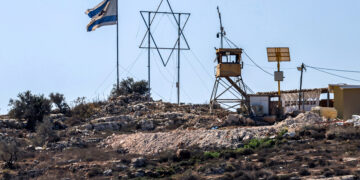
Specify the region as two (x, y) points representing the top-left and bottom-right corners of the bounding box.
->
(343, 89), (360, 119)
(250, 96), (269, 115)
(333, 86), (345, 119)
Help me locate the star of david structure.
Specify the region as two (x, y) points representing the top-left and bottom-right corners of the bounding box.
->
(139, 0), (191, 105)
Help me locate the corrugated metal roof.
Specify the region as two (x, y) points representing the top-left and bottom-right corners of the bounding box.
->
(256, 88), (328, 96)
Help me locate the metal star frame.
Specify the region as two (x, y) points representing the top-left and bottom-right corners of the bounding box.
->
(139, 0), (190, 67)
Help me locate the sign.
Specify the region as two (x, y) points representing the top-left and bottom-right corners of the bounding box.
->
(274, 71), (284, 81)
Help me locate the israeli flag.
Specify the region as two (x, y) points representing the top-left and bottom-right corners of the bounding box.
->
(86, 0), (117, 32)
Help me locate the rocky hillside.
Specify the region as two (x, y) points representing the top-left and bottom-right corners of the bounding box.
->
(0, 94), (359, 179)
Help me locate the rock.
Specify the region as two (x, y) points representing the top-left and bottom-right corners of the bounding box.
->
(131, 157), (146, 168)
(263, 116), (276, 124)
(53, 121), (67, 130)
(176, 149), (191, 160)
(343, 157), (358, 166)
(0, 119), (24, 129)
(283, 132), (296, 138)
(113, 164), (128, 171)
(226, 114), (239, 125)
(35, 147), (44, 151)
(93, 122), (120, 132)
(49, 113), (66, 121)
(245, 118), (255, 125)
(139, 120), (155, 131)
(26, 145), (35, 151)
(103, 169), (112, 176)
(135, 170), (145, 177)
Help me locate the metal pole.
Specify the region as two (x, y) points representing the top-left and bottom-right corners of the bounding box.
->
(277, 60), (281, 108)
(148, 12), (151, 101)
(299, 63), (304, 111)
(116, 0), (119, 91)
(177, 14), (181, 105)
(327, 91), (330, 107)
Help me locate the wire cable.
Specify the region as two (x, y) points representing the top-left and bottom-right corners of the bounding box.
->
(306, 65), (360, 83)
(243, 50), (274, 76)
(224, 36), (274, 77)
(305, 65), (360, 74)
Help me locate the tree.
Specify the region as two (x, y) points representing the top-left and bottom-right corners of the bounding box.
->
(49, 93), (70, 115)
(8, 91), (51, 131)
(0, 140), (19, 169)
(110, 77), (149, 98)
(32, 117), (59, 146)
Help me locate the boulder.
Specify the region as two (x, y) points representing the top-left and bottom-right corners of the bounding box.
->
(245, 118), (255, 125)
(263, 116), (277, 124)
(226, 114), (239, 125)
(139, 120), (155, 131)
(176, 149), (191, 160)
(131, 157), (146, 168)
(103, 169), (112, 176)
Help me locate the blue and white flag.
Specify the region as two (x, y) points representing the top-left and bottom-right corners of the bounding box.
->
(86, 0), (117, 32)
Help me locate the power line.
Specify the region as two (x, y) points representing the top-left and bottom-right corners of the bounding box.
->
(305, 65), (360, 74)
(224, 37), (274, 77)
(117, 64), (167, 100)
(306, 65), (360, 83)
(243, 50), (274, 76)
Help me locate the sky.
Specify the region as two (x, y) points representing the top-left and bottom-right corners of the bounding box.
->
(1, 0), (360, 114)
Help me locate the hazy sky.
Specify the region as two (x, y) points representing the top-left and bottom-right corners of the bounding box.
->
(1, 0), (360, 114)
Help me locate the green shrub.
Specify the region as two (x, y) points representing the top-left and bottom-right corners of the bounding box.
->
(32, 117), (59, 146)
(110, 77), (149, 97)
(8, 91), (51, 131)
(244, 138), (275, 149)
(278, 128), (288, 137)
(204, 151), (220, 159)
(49, 93), (70, 115)
(235, 147), (254, 155)
(70, 97), (101, 121)
(0, 140), (19, 169)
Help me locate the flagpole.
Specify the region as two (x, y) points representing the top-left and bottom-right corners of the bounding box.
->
(116, 0), (120, 92)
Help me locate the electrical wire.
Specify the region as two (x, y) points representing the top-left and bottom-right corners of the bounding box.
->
(93, 66), (117, 95)
(118, 64), (167, 100)
(189, 49), (214, 78)
(243, 50), (274, 76)
(224, 36), (274, 77)
(182, 52), (211, 94)
(305, 65), (360, 74)
(305, 65), (360, 83)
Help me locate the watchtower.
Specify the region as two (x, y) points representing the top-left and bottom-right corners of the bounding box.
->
(216, 48), (243, 77)
(209, 7), (252, 114)
(210, 48), (252, 114)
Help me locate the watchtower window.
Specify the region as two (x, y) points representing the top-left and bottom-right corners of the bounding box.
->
(221, 54), (239, 64)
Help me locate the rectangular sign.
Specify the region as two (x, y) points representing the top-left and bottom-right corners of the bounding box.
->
(267, 47), (291, 62)
(274, 71), (284, 81)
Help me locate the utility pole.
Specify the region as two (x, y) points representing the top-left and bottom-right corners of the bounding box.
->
(116, 0), (119, 92)
(177, 14), (181, 105)
(148, 12), (151, 102)
(298, 63), (306, 111)
(217, 6), (225, 49)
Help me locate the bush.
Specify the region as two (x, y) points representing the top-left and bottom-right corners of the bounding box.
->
(32, 117), (59, 146)
(70, 97), (101, 121)
(8, 91), (51, 131)
(110, 77), (149, 97)
(204, 151), (220, 159)
(244, 138), (275, 150)
(49, 93), (70, 115)
(0, 140), (19, 169)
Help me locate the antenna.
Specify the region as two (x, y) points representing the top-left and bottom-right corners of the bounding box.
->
(217, 6), (226, 48)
